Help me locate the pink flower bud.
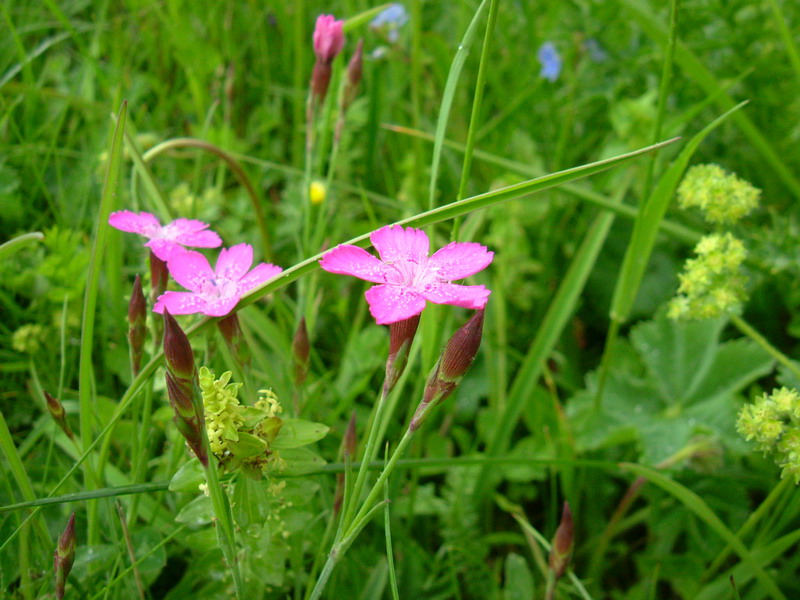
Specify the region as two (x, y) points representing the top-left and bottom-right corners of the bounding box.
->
(218, 313), (251, 367)
(313, 14), (345, 64)
(549, 502), (574, 580)
(128, 274), (147, 376)
(54, 512), (76, 600)
(343, 39), (364, 111)
(163, 310), (195, 381)
(410, 309), (485, 431)
(292, 317), (311, 385)
(149, 250), (169, 304)
(384, 314), (420, 396)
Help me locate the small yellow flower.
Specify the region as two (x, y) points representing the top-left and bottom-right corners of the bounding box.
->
(310, 180), (327, 205)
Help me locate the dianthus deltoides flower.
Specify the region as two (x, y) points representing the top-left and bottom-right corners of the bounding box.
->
(320, 225), (493, 324)
(109, 210), (222, 261)
(154, 244), (282, 317)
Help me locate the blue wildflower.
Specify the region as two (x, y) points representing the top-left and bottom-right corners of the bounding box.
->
(370, 4), (409, 43)
(537, 42), (562, 82)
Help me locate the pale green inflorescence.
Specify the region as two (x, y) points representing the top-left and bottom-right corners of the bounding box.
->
(198, 366), (285, 478)
(737, 387), (800, 483)
(668, 232), (748, 320)
(199, 367), (245, 456)
(677, 164), (760, 225)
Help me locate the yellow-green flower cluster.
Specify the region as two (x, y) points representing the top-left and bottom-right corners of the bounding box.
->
(198, 367), (285, 478)
(737, 387), (800, 483)
(668, 233), (747, 320)
(677, 164), (760, 224)
(199, 367), (245, 455)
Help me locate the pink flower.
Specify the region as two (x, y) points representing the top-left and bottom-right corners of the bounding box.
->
(108, 210), (222, 262)
(154, 244), (282, 317)
(320, 225), (493, 324)
(313, 14), (345, 64)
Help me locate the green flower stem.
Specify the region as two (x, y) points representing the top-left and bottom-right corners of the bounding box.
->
(731, 314), (800, 381)
(201, 453), (244, 598)
(339, 387), (386, 534)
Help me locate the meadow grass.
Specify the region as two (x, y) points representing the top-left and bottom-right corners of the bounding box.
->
(2, 1), (800, 598)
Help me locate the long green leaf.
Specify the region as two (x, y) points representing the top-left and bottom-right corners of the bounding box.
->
(428, 0), (488, 211)
(78, 100), (127, 545)
(622, 463), (786, 600)
(610, 102), (745, 323)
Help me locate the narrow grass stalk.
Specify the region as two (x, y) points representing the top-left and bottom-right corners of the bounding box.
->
(428, 0), (489, 214)
(79, 100), (127, 545)
(451, 0), (500, 241)
(384, 446), (400, 600)
(642, 0), (680, 197)
(730, 314), (800, 382)
(114, 501), (145, 599)
(766, 0), (800, 84)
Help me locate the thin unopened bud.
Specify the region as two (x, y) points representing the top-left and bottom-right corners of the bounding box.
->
(292, 317), (311, 385)
(45, 391), (74, 441)
(54, 512), (76, 600)
(311, 62), (333, 103)
(163, 310), (195, 380)
(549, 502), (574, 580)
(218, 313), (251, 367)
(343, 411), (357, 460)
(384, 314), (420, 396)
(128, 275), (147, 376)
(410, 309), (485, 431)
(343, 39), (364, 111)
(162, 310), (208, 466)
(149, 250), (169, 304)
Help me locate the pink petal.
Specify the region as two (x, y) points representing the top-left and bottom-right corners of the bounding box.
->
(421, 282), (491, 310)
(108, 211), (161, 236)
(370, 225), (429, 264)
(429, 242), (494, 280)
(319, 245), (388, 283)
(198, 295), (241, 317)
(166, 250), (215, 292)
(364, 284), (427, 325)
(145, 238), (184, 262)
(166, 219), (222, 248)
(215, 244), (254, 283)
(153, 291), (209, 315)
(238, 263), (283, 292)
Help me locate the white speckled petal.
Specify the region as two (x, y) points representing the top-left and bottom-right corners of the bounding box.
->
(215, 244), (254, 283)
(108, 210), (161, 236)
(166, 250), (215, 292)
(238, 263), (283, 292)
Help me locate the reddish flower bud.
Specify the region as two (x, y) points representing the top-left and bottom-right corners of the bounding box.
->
(410, 310), (485, 431)
(163, 310), (195, 381)
(292, 317), (311, 385)
(218, 313), (251, 367)
(313, 14), (345, 64)
(162, 310), (208, 466)
(149, 250), (169, 304)
(384, 314), (420, 396)
(45, 391), (74, 441)
(54, 512), (76, 600)
(128, 274), (147, 376)
(343, 411), (357, 460)
(549, 502), (574, 580)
